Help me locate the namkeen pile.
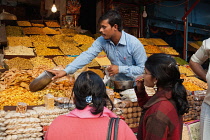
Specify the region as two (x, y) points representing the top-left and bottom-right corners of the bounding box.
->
(143, 45), (162, 54)
(138, 38), (155, 45)
(6, 26), (24, 37)
(86, 58), (100, 67)
(59, 43), (82, 55)
(5, 57), (33, 70)
(52, 35), (74, 44)
(183, 77), (207, 89)
(30, 56), (55, 69)
(182, 82), (204, 91)
(23, 27), (45, 35)
(35, 48), (63, 56)
(45, 21), (60, 27)
(53, 56), (76, 67)
(73, 34), (95, 45)
(31, 23), (44, 27)
(178, 66), (195, 76)
(0, 69), (33, 90)
(4, 46), (35, 56)
(159, 47), (179, 55)
(42, 27), (60, 35)
(59, 28), (77, 36)
(7, 36), (32, 47)
(17, 21), (31, 26)
(30, 35), (57, 47)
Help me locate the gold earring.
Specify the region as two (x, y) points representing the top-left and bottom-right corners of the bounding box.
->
(153, 81), (157, 92)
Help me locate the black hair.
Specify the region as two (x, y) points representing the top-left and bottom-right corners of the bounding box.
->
(145, 53), (189, 115)
(73, 71), (114, 115)
(98, 9), (123, 31)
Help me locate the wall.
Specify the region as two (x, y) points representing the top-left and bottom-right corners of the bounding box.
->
(146, 0), (210, 35)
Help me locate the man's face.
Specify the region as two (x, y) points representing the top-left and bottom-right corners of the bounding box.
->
(99, 19), (116, 40)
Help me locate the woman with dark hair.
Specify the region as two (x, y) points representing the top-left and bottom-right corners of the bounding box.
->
(45, 71), (137, 140)
(135, 53), (189, 140)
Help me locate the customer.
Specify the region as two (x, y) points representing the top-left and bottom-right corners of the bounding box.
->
(45, 71), (137, 140)
(135, 53), (189, 140)
(48, 10), (147, 81)
(189, 38), (210, 140)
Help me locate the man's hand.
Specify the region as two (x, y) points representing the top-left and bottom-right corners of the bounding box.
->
(47, 70), (67, 80)
(107, 65), (119, 76)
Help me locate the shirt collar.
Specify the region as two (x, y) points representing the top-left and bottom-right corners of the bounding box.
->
(106, 30), (127, 46)
(143, 89), (173, 109)
(66, 105), (117, 118)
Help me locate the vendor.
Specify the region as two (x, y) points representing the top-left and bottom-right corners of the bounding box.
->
(48, 10), (147, 81)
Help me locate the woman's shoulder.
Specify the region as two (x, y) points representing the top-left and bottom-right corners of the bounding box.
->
(150, 99), (177, 114)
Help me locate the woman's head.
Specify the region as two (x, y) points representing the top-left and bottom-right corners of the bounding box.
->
(73, 71), (113, 115)
(144, 53), (180, 89)
(144, 53), (189, 115)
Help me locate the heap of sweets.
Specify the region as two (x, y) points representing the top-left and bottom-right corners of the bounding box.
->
(33, 106), (69, 126)
(115, 100), (142, 129)
(0, 110), (7, 139)
(4, 110), (43, 139)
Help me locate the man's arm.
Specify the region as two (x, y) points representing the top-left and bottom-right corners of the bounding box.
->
(189, 39), (210, 81)
(64, 40), (103, 74)
(119, 42), (147, 79)
(189, 60), (207, 81)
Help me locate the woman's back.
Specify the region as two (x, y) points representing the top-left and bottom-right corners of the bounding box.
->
(45, 115), (137, 140)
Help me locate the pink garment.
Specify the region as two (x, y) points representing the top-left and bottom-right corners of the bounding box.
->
(66, 106), (117, 118)
(45, 106), (137, 140)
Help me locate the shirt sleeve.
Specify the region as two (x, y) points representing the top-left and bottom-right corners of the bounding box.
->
(118, 41), (147, 79)
(64, 40), (103, 74)
(191, 38), (210, 64)
(134, 86), (151, 108)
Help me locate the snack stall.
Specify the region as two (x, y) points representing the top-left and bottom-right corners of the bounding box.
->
(0, 1), (207, 139)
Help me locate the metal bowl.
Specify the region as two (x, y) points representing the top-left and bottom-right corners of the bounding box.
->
(113, 80), (134, 90)
(29, 71), (55, 92)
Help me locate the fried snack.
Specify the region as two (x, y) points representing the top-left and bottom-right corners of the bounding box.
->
(60, 28), (77, 36)
(35, 48), (63, 56)
(159, 47), (179, 55)
(45, 21), (60, 27)
(86, 59), (100, 67)
(178, 66), (195, 77)
(17, 21), (31, 26)
(30, 56), (55, 69)
(182, 82), (204, 91)
(30, 35), (58, 47)
(31, 23), (44, 27)
(73, 34), (95, 45)
(43, 27), (60, 35)
(5, 57), (33, 70)
(53, 56), (76, 67)
(59, 43), (82, 55)
(4, 46), (35, 55)
(6, 26), (24, 37)
(23, 27), (45, 35)
(144, 45), (162, 54)
(16, 102), (27, 113)
(0, 86), (40, 110)
(7, 36), (32, 47)
(88, 69), (104, 78)
(0, 69), (34, 90)
(52, 34), (75, 44)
